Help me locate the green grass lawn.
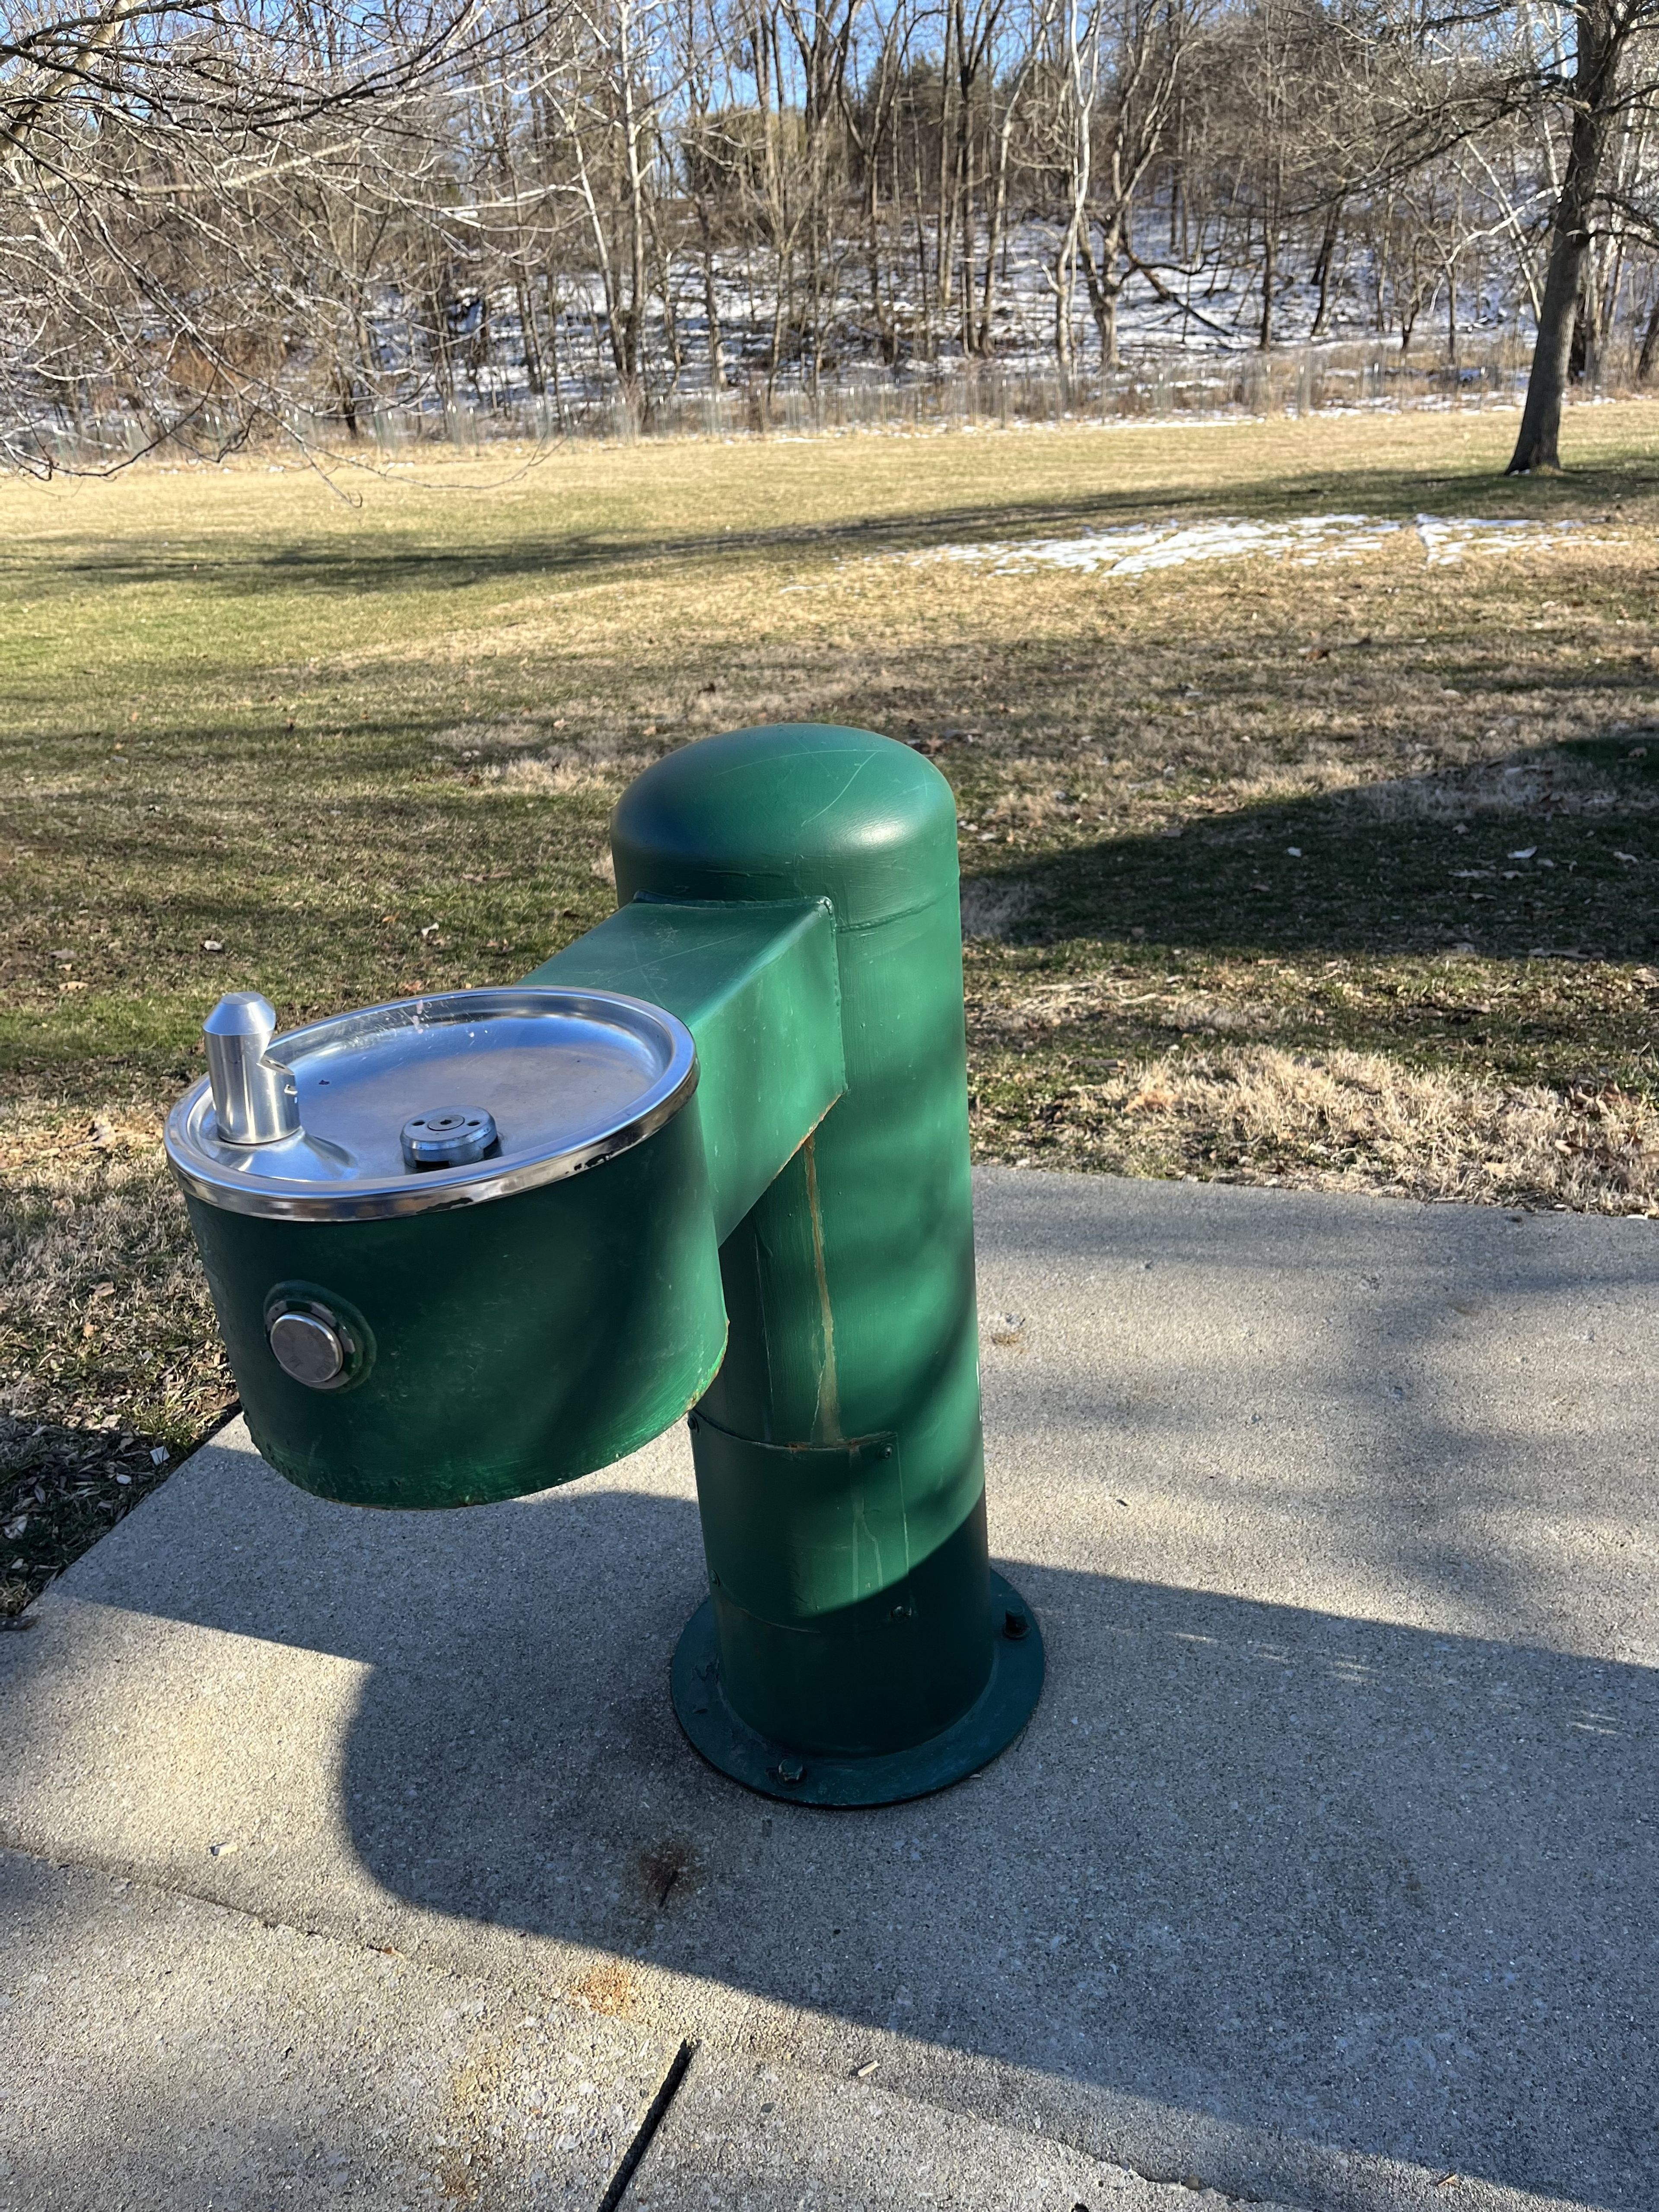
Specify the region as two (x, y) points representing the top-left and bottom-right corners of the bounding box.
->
(4, 402), (1659, 1609)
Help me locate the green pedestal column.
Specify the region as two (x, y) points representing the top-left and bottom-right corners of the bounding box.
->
(610, 723), (1043, 1806)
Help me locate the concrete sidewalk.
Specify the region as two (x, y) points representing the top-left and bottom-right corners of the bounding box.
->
(3, 1169), (1656, 2212)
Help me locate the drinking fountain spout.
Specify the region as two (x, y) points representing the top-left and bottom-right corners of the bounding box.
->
(203, 992), (300, 1144)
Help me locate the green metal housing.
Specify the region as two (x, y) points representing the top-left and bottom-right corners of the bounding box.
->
(595, 723), (1041, 1800)
(524, 895), (844, 1241)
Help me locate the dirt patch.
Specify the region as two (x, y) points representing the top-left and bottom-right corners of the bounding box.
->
(569, 1961), (636, 2017)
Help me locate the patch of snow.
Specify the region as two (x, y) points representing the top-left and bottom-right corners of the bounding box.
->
(911, 513), (1607, 579)
(1414, 515), (1598, 563)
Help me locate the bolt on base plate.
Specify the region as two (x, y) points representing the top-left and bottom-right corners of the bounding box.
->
(670, 1571), (1045, 1808)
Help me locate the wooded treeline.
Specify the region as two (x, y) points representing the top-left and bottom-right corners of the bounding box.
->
(5, 0), (1659, 469)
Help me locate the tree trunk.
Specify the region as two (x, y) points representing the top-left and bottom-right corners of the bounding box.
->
(696, 204), (727, 389)
(864, 165), (895, 365)
(515, 278), (545, 398)
(1308, 198), (1343, 340)
(1258, 218), (1275, 351)
(979, 111), (1012, 353)
(935, 7), (957, 330)
(1508, 0), (1621, 473)
(1078, 222), (1123, 370)
(1636, 296), (1659, 385)
(978, 45), (1033, 355)
(619, 9), (651, 426)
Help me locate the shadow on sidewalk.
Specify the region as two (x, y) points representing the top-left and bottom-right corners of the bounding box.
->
(18, 1176), (1659, 2212)
(45, 1466), (1653, 2212)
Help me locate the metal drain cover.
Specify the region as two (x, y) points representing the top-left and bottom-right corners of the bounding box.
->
(400, 1107), (499, 1171)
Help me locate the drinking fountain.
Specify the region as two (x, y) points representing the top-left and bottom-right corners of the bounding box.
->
(165, 723), (1043, 1805)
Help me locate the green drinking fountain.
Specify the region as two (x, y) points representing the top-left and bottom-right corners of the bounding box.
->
(165, 722), (1044, 1806)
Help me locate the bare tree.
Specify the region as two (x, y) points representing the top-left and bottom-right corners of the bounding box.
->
(8, 0), (1659, 466)
(1075, 0), (1209, 368)
(1, 0), (520, 466)
(1509, 0), (1648, 470)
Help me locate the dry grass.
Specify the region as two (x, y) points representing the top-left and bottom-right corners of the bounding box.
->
(972, 1036), (1659, 1211)
(3, 400), (1659, 1602)
(0, 1103), (232, 1613)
